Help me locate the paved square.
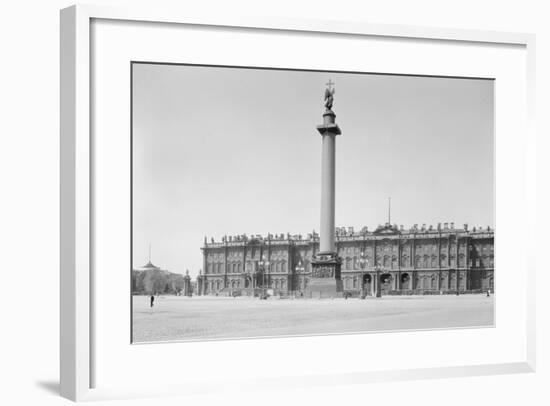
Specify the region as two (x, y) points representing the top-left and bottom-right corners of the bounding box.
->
(132, 294), (494, 343)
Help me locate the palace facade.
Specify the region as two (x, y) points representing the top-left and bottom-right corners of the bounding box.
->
(198, 222), (494, 297)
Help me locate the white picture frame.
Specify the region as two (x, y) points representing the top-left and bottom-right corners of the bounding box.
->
(60, 4), (536, 402)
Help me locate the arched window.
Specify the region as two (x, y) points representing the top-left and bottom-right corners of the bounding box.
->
(423, 255), (429, 268)
(415, 255), (421, 267)
(281, 261), (286, 272)
(401, 273), (410, 288)
(281, 280), (286, 290)
(383, 256), (389, 267)
(345, 257), (351, 270)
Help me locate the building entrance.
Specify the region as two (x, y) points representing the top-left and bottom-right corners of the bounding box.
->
(362, 274), (372, 296)
(380, 273), (392, 295)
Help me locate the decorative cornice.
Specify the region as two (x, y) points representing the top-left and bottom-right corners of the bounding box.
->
(203, 223), (494, 247)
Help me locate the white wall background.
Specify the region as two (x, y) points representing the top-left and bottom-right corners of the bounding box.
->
(0, 1), (548, 405)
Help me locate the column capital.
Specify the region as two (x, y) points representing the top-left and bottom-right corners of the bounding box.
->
(316, 123), (341, 136)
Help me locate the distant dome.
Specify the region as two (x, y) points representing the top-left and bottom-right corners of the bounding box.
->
(135, 261), (161, 271)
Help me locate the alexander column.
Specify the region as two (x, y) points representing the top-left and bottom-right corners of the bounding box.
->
(306, 80), (343, 298)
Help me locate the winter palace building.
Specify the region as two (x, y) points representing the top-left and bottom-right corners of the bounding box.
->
(198, 222), (494, 297)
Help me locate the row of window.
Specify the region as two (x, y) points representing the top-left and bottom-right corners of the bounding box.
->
(210, 243), (492, 258)
(206, 261), (289, 274)
(209, 245), (492, 263)
(204, 273), (493, 293)
(340, 254), (494, 269)
(337, 243), (488, 254)
(204, 278), (288, 292)
(340, 275), (493, 290)
(209, 251), (290, 260)
(207, 255), (494, 274)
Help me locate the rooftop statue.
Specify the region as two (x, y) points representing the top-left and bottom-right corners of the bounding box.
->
(324, 79), (335, 111)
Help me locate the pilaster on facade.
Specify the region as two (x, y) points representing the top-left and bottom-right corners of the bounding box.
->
(437, 233), (442, 291)
(465, 234), (471, 291)
(412, 233), (416, 271)
(224, 242), (228, 288)
(373, 238), (377, 267)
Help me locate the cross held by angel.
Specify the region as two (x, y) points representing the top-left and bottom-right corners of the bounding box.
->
(324, 79), (335, 111)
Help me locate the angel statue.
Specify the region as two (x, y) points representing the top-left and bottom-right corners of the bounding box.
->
(324, 79), (335, 111)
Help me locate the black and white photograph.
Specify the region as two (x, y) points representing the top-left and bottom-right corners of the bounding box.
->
(131, 63), (494, 343)
(4, 0), (547, 404)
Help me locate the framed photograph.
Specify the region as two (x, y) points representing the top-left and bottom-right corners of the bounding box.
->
(60, 4), (536, 401)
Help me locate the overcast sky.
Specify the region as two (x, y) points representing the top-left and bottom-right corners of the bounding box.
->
(132, 63), (494, 276)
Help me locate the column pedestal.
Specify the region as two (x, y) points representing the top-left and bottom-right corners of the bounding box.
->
(306, 252), (343, 298)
